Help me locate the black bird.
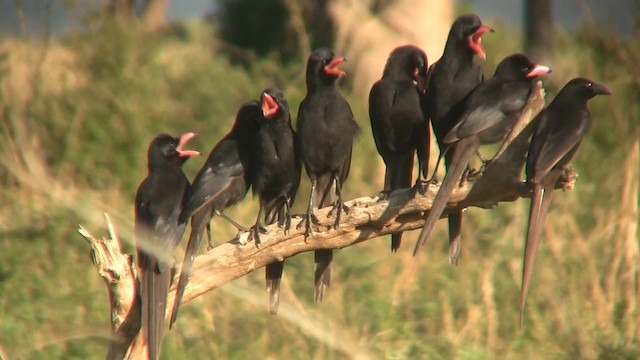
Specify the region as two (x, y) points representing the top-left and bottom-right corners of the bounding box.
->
(297, 48), (360, 303)
(422, 13), (493, 265)
(135, 133), (199, 360)
(413, 54), (551, 256)
(169, 101), (261, 328)
(249, 87), (301, 314)
(521, 78), (610, 325)
(369, 44), (430, 252)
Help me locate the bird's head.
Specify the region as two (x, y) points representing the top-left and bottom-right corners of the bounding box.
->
(453, 14), (494, 61)
(563, 78), (612, 99)
(148, 132), (200, 168)
(261, 87), (289, 119)
(306, 48), (346, 89)
(384, 45), (429, 93)
(494, 53), (551, 81)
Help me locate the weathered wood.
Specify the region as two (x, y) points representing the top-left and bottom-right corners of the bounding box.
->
(79, 214), (147, 360)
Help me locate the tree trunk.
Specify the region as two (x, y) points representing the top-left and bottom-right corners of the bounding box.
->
(142, 0), (169, 32)
(525, 0), (553, 62)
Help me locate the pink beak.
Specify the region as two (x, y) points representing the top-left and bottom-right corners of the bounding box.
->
(526, 64), (552, 78)
(261, 93), (279, 118)
(323, 56), (346, 77)
(467, 25), (493, 61)
(176, 132), (200, 157)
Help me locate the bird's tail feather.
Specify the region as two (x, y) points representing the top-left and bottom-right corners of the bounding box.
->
(447, 212), (463, 266)
(169, 210), (208, 328)
(414, 141), (477, 255)
(266, 261), (284, 314)
(520, 182), (554, 326)
(142, 265), (171, 360)
(264, 200), (287, 314)
(315, 173), (335, 303)
(388, 153), (414, 252)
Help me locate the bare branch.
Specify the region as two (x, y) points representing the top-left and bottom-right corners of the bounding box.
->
(79, 214), (146, 360)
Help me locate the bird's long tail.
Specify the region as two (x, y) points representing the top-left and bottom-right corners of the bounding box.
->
(314, 173), (335, 303)
(169, 210), (208, 328)
(520, 181), (554, 327)
(447, 212), (463, 265)
(142, 263), (171, 360)
(443, 150), (464, 266)
(413, 140), (477, 255)
(386, 153), (415, 252)
(265, 200), (288, 314)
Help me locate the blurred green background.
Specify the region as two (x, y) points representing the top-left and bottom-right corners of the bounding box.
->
(0, 1), (638, 359)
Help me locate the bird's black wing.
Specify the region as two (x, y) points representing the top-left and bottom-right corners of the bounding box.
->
(444, 81), (528, 143)
(369, 79), (395, 159)
(181, 139), (244, 221)
(530, 111), (589, 184)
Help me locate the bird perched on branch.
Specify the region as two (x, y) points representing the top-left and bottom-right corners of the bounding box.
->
(297, 48), (360, 303)
(369, 44), (430, 252)
(135, 132), (199, 360)
(521, 77), (610, 326)
(422, 13), (493, 265)
(414, 53), (551, 256)
(170, 102), (261, 328)
(249, 87), (301, 314)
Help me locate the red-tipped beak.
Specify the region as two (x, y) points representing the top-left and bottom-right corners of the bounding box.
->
(413, 68), (428, 94)
(261, 93), (279, 118)
(323, 56), (346, 77)
(467, 25), (493, 61)
(526, 65), (552, 78)
(176, 132), (200, 157)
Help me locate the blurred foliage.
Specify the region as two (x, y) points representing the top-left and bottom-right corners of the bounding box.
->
(0, 7), (638, 360)
(214, 0), (335, 65)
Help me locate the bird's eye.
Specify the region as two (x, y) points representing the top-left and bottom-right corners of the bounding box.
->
(169, 143), (175, 148)
(522, 67), (530, 73)
(587, 83), (593, 88)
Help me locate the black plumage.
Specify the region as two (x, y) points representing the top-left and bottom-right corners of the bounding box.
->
(249, 88), (301, 314)
(369, 44), (430, 252)
(297, 48), (360, 303)
(135, 133), (199, 360)
(521, 78), (610, 325)
(414, 53), (551, 256)
(422, 13), (493, 265)
(169, 102), (261, 328)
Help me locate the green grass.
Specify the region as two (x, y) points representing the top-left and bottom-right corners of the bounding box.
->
(0, 17), (638, 360)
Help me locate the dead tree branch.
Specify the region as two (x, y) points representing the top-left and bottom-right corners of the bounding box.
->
(79, 214), (147, 360)
(83, 82), (565, 359)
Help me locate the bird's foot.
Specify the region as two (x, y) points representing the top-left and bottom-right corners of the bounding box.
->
(427, 174), (440, 185)
(465, 168), (483, 183)
(296, 211), (320, 237)
(277, 212), (293, 235)
(412, 178), (430, 196)
(248, 224), (267, 246)
(329, 202), (350, 229)
(377, 190), (391, 201)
